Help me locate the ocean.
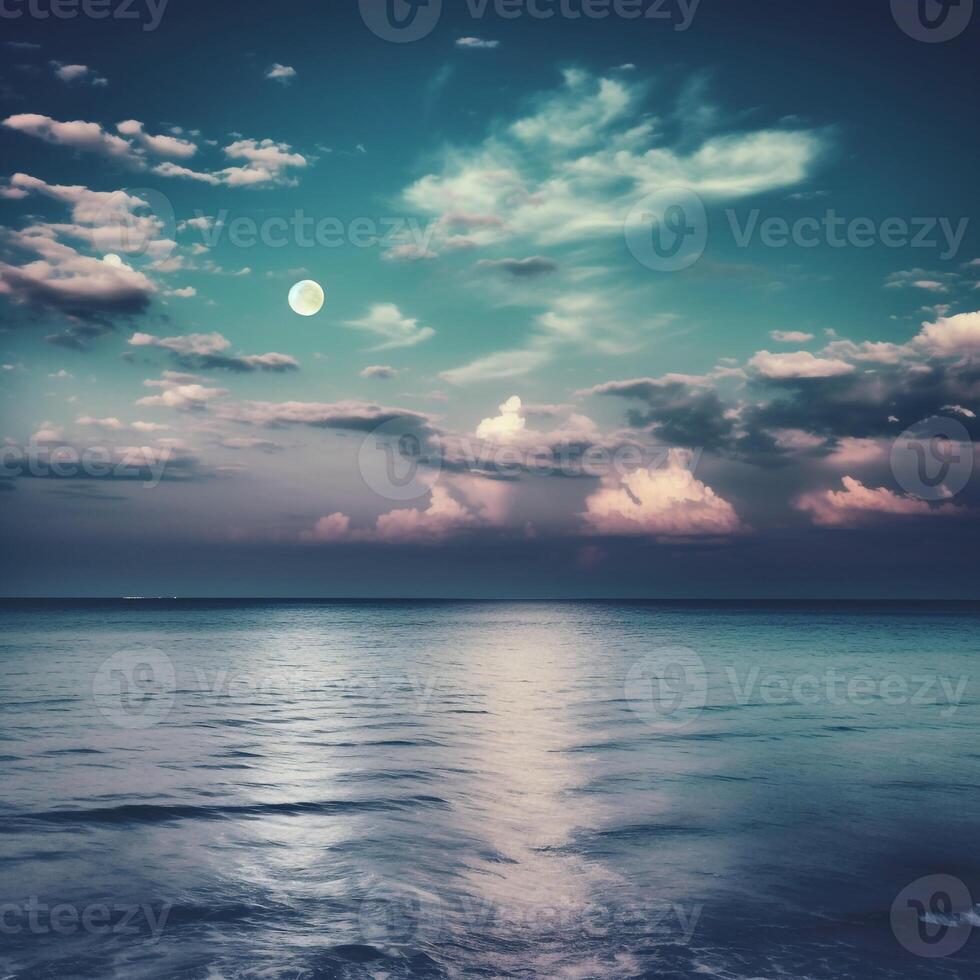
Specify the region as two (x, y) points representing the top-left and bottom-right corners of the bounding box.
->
(0, 600), (977, 978)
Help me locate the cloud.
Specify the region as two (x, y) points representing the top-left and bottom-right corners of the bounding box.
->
(749, 350), (855, 380)
(302, 479), (501, 545)
(265, 63), (297, 84)
(770, 330), (814, 343)
(0, 174), (180, 338)
(583, 449), (743, 538)
(214, 399), (437, 439)
(823, 437), (887, 467)
(116, 119), (197, 159)
(441, 342), (552, 386)
(476, 395), (526, 440)
(581, 375), (739, 451)
(360, 365), (398, 379)
(475, 256), (558, 278)
(942, 404), (976, 419)
(32, 422), (64, 442)
(3, 113), (132, 158)
(301, 512), (352, 542)
(3, 115), (306, 187)
(76, 416), (125, 430)
(137, 373), (229, 410)
(344, 304), (435, 351)
(51, 62), (108, 86)
(441, 291), (666, 385)
(6, 173), (176, 259)
(218, 437), (284, 454)
(0, 226), (156, 328)
(455, 37), (500, 49)
(796, 476), (961, 527)
(375, 485), (481, 542)
(128, 332), (299, 373)
(401, 69), (825, 254)
(885, 268), (961, 293)
(220, 138), (308, 187)
(914, 311), (980, 357)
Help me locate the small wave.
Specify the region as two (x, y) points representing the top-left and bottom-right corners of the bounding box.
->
(9, 795), (451, 827)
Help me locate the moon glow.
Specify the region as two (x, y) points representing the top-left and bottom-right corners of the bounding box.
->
(288, 280), (325, 317)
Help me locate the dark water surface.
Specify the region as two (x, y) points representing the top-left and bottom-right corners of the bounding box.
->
(0, 600), (978, 978)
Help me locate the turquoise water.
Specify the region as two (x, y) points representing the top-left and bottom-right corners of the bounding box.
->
(0, 600), (978, 978)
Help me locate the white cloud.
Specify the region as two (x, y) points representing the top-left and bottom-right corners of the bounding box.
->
(344, 304), (435, 350)
(441, 343), (551, 386)
(51, 62), (107, 86)
(770, 330), (814, 343)
(942, 404), (976, 419)
(136, 373), (228, 410)
(0, 224), (157, 323)
(76, 415), (125, 430)
(359, 365), (398, 379)
(3, 113), (131, 158)
(129, 331), (298, 372)
(220, 138), (307, 187)
(3, 115), (305, 188)
(441, 291), (665, 386)
(796, 476), (960, 527)
(116, 119), (197, 159)
(749, 350), (855, 380)
(265, 63), (297, 84)
(583, 448), (743, 538)
(401, 70), (824, 254)
(914, 311), (980, 357)
(32, 422), (64, 442)
(301, 512), (352, 542)
(302, 480), (500, 545)
(824, 438), (888, 467)
(475, 395), (525, 440)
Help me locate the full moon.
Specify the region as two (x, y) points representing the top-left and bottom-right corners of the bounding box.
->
(288, 279), (324, 317)
(103, 253), (124, 268)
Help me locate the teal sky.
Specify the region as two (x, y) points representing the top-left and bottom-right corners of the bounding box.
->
(0, 0), (978, 596)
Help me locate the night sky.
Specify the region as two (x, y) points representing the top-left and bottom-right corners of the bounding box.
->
(1, 0), (978, 596)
